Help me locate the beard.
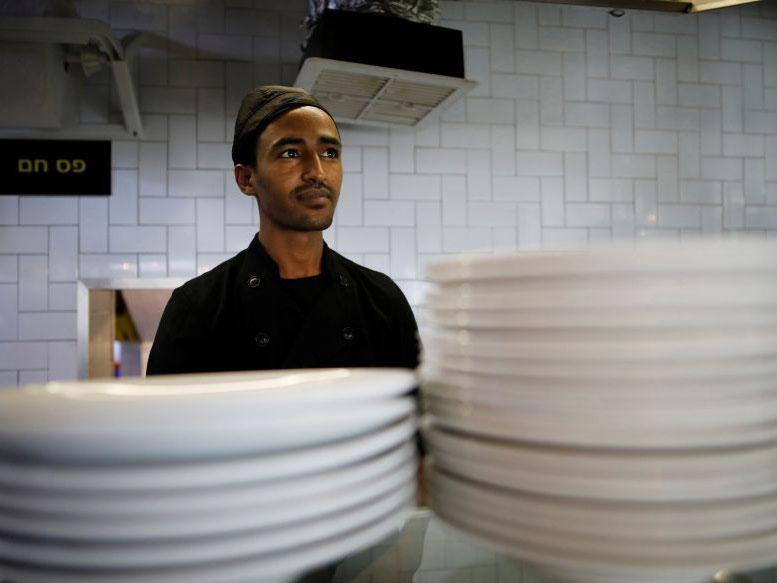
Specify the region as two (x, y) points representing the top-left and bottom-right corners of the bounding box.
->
(273, 211), (334, 232)
(255, 182), (338, 232)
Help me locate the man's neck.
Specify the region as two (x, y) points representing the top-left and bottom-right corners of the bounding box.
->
(258, 228), (324, 279)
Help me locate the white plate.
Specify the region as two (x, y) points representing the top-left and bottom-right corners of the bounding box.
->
(0, 368), (416, 429)
(421, 366), (777, 404)
(0, 502), (412, 583)
(424, 280), (777, 310)
(0, 398), (414, 464)
(429, 461), (777, 539)
(424, 240), (777, 283)
(0, 416), (415, 492)
(421, 350), (777, 381)
(425, 395), (777, 449)
(0, 443), (415, 516)
(423, 423), (777, 501)
(423, 329), (777, 361)
(40, 368), (416, 402)
(424, 390), (777, 432)
(421, 375), (777, 414)
(431, 491), (777, 570)
(422, 324), (777, 344)
(0, 457), (417, 541)
(422, 305), (777, 330)
(430, 271), (777, 294)
(430, 493), (777, 582)
(0, 481), (416, 569)
(425, 390), (777, 432)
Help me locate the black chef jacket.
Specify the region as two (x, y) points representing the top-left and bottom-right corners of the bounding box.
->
(146, 236), (420, 375)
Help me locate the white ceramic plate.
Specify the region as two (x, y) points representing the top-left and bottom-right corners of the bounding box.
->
(0, 416), (416, 492)
(0, 481), (416, 569)
(0, 368), (417, 463)
(0, 368), (416, 429)
(424, 280), (777, 310)
(423, 329), (777, 361)
(421, 350), (777, 382)
(421, 324), (777, 344)
(42, 368), (415, 402)
(0, 458), (417, 541)
(422, 305), (777, 330)
(0, 501), (412, 583)
(425, 389), (777, 432)
(423, 423), (777, 501)
(0, 398), (414, 464)
(430, 492), (777, 582)
(421, 375), (777, 414)
(424, 395), (777, 449)
(429, 462), (777, 539)
(0, 443), (415, 516)
(424, 241), (777, 283)
(421, 366), (777, 404)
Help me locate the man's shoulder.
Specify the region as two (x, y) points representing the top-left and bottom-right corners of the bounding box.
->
(173, 249), (248, 308)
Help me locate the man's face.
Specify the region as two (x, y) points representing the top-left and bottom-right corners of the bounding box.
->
(251, 106), (343, 232)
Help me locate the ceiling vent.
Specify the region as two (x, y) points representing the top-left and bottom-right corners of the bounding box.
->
(294, 9), (477, 129)
(296, 58), (475, 128)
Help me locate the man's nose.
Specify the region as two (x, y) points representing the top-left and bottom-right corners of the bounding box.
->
(302, 153), (326, 184)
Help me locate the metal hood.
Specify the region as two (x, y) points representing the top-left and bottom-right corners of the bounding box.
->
(0, 0), (143, 139)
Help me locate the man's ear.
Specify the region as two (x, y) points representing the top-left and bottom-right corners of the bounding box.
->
(234, 164), (258, 197)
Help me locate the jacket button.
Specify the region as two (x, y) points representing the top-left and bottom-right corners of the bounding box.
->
(255, 332), (270, 347)
(338, 274), (350, 288)
(342, 326), (355, 341)
(248, 275), (261, 288)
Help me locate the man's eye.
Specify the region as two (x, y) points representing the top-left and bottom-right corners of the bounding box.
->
(323, 148), (340, 159)
(279, 150), (299, 158)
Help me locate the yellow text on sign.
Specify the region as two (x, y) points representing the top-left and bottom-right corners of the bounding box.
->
(56, 159), (87, 173)
(18, 159), (48, 173)
(17, 159), (87, 174)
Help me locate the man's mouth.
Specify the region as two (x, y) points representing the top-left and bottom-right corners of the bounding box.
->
(296, 189), (332, 204)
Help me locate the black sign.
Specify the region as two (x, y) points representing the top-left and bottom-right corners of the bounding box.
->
(0, 139), (111, 196)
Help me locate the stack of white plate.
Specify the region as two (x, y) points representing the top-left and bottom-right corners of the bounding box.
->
(420, 241), (777, 583)
(0, 368), (418, 583)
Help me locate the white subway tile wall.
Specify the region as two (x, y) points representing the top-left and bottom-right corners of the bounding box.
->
(0, 0), (775, 386)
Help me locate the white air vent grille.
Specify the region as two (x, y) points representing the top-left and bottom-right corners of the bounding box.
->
(382, 80), (453, 108)
(316, 95), (370, 119)
(313, 69), (388, 98)
(367, 102), (428, 125)
(295, 57), (477, 129)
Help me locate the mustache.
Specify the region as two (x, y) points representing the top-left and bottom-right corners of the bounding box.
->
(293, 185), (334, 198)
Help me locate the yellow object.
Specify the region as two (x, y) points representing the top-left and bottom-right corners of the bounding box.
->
(115, 291), (140, 342)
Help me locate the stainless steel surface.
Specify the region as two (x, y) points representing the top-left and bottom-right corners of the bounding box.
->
(328, 508), (777, 583)
(715, 570), (756, 583)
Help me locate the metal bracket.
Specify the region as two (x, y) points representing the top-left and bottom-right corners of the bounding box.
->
(0, 16), (143, 139)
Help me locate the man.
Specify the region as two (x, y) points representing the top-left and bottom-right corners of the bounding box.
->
(147, 85), (419, 375)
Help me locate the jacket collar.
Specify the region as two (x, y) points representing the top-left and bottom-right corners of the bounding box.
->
(246, 235), (341, 284)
